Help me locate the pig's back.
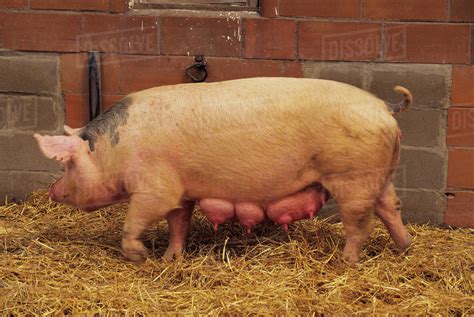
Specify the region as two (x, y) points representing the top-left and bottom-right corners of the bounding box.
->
(124, 78), (398, 202)
(132, 77), (394, 141)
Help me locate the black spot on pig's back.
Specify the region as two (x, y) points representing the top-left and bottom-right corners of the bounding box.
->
(79, 97), (132, 151)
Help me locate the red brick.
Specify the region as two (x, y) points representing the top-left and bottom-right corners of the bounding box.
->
(1, 13), (81, 52)
(259, 0), (279, 18)
(244, 19), (296, 59)
(60, 53), (88, 93)
(101, 54), (194, 94)
(81, 15), (159, 54)
(447, 108), (474, 146)
(31, 0), (109, 11)
(103, 94), (126, 111)
(299, 22), (382, 61)
(206, 58), (283, 82)
(101, 55), (289, 94)
(279, 0), (360, 18)
(0, 0), (27, 8)
(363, 0), (447, 20)
(472, 28), (474, 65)
(65, 94), (89, 128)
(446, 191), (474, 228)
(283, 61), (304, 77)
(385, 24), (470, 63)
(100, 54), (121, 95)
(0, 13), (5, 47)
(109, 0), (129, 12)
(448, 149), (474, 189)
(161, 17), (241, 57)
(67, 93), (127, 126)
(450, 0), (474, 22)
(452, 66), (474, 107)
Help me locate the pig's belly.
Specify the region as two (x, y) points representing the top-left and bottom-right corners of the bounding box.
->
(175, 123), (322, 203)
(182, 163), (320, 204)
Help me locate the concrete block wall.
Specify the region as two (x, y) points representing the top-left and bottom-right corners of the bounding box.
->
(0, 54), (63, 200)
(0, 0), (472, 227)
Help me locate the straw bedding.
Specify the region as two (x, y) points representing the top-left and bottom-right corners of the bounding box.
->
(0, 191), (472, 315)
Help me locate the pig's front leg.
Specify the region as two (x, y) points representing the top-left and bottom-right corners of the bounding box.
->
(121, 196), (155, 262)
(163, 200), (194, 261)
(122, 178), (185, 262)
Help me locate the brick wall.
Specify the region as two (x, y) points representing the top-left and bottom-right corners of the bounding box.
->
(0, 0), (472, 227)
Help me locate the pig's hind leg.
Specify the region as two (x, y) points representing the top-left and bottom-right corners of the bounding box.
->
(163, 200), (194, 261)
(322, 175), (384, 264)
(374, 131), (412, 253)
(375, 182), (412, 253)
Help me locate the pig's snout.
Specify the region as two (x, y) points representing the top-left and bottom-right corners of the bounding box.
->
(49, 189), (56, 201)
(48, 182), (57, 201)
(48, 180), (66, 202)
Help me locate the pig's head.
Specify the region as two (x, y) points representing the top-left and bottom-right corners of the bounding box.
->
(34, 131), (111, 211)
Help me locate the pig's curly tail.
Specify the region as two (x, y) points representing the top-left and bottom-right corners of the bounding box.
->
(390, 86), (413, 114)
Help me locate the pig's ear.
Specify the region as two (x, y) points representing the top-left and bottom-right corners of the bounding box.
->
(63, 125), (81, 136)
(34, 134), (87, 162)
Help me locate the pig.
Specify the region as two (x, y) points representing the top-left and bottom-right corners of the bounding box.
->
(200, 184), (329, 233)
(266, 184), (329, 231)
(34, 77), (413, 264)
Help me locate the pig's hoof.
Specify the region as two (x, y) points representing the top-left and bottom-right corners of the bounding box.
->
(342, 251), (360, 265)
(162, 246), (183, 262)
(397, 233), (413, 254)
(121, 238), (148, 263)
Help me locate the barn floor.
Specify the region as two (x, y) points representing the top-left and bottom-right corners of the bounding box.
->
(0, 191), (472, 315)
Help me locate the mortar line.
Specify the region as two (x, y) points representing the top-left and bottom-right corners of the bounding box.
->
(394, 187), (447, 192)
(92, 52), (460, 65)
(239, 16), (244, 58)
(0, 92), (59, 98)
(158, 15), (163, 55)
(447, 145), (474, 150)
(446, 187), (474, 193)
(469, 25), (472, 65)
(447, 0), (451, 21)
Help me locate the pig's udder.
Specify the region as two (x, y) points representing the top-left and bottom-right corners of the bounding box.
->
(267, 186), (327, 231)
(198, 184), (329, 233)
(199, 198), (235, 232)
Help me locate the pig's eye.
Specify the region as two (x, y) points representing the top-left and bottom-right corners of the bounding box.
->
(59, 164), (65, 172)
